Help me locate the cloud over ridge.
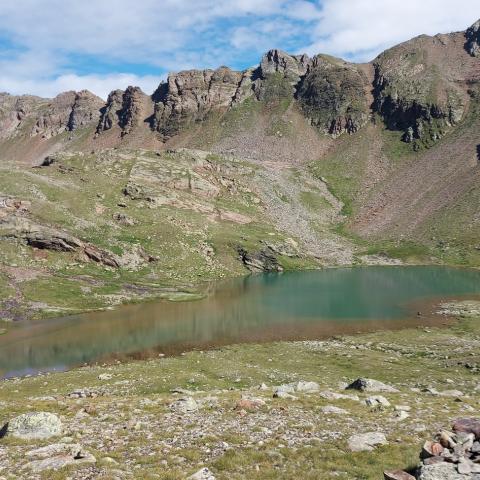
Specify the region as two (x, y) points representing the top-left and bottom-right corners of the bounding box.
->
(0, 0), (477, 98)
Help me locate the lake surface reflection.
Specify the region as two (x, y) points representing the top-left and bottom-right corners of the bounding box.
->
(1, 266), (480, 378)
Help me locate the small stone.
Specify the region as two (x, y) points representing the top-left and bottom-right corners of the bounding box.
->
(98, 373), (112, 381)
(365, 395), (391, 407)
(347, 432), (388, 452)
(187, 467), (216, 480)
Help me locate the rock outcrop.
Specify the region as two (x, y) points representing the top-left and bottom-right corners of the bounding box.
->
(372, 35), (467, 148)
(465, 19), (480, 57)
(252, 49), (310, 101)
(97, 86), (151, 136)
(0, 90), (102, 140)
(151, 67), (246, 138)
(237, 246), (283, 272)
(296, 55), (369, 136)
(32, 90), (103, 138)
(259, 49), (310, 83)
(0, 217), (120, 268)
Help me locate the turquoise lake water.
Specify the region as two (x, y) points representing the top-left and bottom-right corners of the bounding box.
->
(1, 266), (480, 378)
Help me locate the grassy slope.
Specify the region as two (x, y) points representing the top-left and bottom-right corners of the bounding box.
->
(0, 149), (321, 322)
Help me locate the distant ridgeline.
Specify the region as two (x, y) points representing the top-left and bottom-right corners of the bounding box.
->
(0, 18), (479, 152)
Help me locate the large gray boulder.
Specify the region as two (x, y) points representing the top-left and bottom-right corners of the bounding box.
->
(347, 378), (399, 393)
(5, 412), (62, 440)
(347, 432), (388, 452)
(417, 462), (471, 479)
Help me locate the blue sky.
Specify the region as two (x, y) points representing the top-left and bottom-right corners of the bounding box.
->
(0, 0), (478, 99)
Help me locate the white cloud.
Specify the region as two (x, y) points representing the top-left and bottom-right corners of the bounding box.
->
(0, 73), (162, 100)
(305, 0), (480, 61)
(0, 0), (478, 98)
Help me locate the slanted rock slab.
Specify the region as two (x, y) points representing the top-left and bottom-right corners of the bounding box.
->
(25, 443), (96, 472)
(453, 418), (480, 439)
(347, 378), (399, 393)
(384, 470), (416, 480)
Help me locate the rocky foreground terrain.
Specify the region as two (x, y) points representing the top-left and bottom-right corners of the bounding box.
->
(0, 301), (480, 479)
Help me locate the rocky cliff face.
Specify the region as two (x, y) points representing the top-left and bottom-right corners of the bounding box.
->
(466, 19), (480, 57)
(0, 90), (103, 140)
(151, 67), (246, 138)
(296, 55), (369, 136)
(253, 49), (310, 102)
(31, 90), (103, 139)
(372, 33), (471, 148)
(97, 87), (151, 136)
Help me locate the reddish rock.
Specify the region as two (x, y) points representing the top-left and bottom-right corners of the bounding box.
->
(235, 399), (258, 411)
(431, 442), (444, 456)
(453, 418), (480, 439)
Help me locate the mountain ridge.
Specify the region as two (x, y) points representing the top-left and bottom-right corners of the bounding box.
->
(1, 19), (479, 156)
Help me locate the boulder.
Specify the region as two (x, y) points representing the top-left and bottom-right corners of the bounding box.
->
(417, 462), (470, 479)
(384, 470), (416, 480)
(365, 395), (391, 407)
(237, 246), (283, 273)
(347, 432), (388, 452)
(453, 418), (480, 439)
(5, 412), (62, 440)
(169, 397), (198, 414)
(273, 384), (297, 399)
(295, 381), (320, 392)
(319, 390), (360, 401)
(346, 378), (399, 393)
(187, 468), (216, 480)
